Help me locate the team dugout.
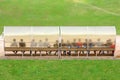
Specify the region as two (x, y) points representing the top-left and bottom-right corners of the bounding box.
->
(4, 26), (116, 56)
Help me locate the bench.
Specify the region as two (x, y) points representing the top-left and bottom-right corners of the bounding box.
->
(4, 47), (114, 56)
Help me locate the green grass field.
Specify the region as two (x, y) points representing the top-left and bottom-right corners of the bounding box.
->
(0, 0), (120, 80)
(0, 0), (120, 34)
(0, 60), (120, 80)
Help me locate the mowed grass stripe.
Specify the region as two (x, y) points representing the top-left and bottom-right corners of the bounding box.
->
(0, 60), (120, 80)
(0, 0), (120, 34)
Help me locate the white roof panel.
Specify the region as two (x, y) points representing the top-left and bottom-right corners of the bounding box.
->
(61, 26), (88, 35)
(4, 26), (31, 35)
(4, 26), (116, 35)
(31, 26), (59, 35)
(87, 26), (116, 35)
(61, 26), (116, 35)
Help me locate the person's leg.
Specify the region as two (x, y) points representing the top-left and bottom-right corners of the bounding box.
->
(35, 51), (37, 54)
(13, 51), (15, 54)
(99, 50), (101, 54)
(13, 51), (17, 54)
(30, 50), (32, 55)
(107, 51), (109, 54)
(63, 51), (66, 55)
(67, 51), (71, 55)
(69, 51), (71, 55)
(15, 51), (17, 54)
(49, 51), (52, 55)
(67, 51), (69, 55)
(102, 51), (105, 54)
(39, 51), (41, 55)
(46, 51), (48, 55)
(94, 50), (96, 54)
(23, 51), (25, 54)
(22, 51), (25, 54)
(112, 50), (114, 56)
(54, 50), (58, 55)
(82, 51), (84, 54)
(88, 50), (90, 55)
(79, 51), (81, 55)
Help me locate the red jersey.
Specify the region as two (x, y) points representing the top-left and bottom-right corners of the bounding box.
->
(76, 42), (82, 47)
(110, 44), (115, 48)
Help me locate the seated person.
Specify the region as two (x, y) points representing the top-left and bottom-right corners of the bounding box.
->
(43, 38), (51, 54)
(61, 39), (66, 48)
(110, 41), (115, 54)
(44, 38), (50, 48)
(61, 39), (66, 55)
(82, 39), (88, 54)
(110, 42), (115, 48)
(53, 40), (59, 55)
(66, 40), (72, 55)
(88, 39), (94, 48)
(38, 40), (44, 54)
(76, 38), (82, 48)
(38, 40), (44, 48)
(95, 38), (103, 47)
(76, 38), (83, 54)
(30, 39), (37, 54)
(53, 40), (59, 48)
(19, 39), (26, 47)
(10, 39), (18, 54)
(82, 39), (88, 48)
(31, 39), (37, 47)
(95, 38), (104, 54)
(71, 39), (77, 48)
(19, 39), (26, 54)
(88, 39), (95, 54)
(104, 39), (113, 54)
(11, 39), (18, 47)
(104, 39), (112, 47)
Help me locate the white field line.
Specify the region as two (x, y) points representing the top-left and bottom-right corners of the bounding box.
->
(78, 2), (120, 16)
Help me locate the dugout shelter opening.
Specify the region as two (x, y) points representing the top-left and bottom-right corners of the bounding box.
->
(3, 26), (116, 57)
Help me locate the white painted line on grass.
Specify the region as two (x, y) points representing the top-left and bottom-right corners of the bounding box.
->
(74, 0), (120, 16)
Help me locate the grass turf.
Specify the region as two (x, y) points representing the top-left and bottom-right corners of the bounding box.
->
(0, 0), (120, 34)
(0, 0), (120, 80)
(0, 60), (120, 80)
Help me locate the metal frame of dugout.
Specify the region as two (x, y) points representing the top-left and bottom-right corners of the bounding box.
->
(3, 26), (116, 58)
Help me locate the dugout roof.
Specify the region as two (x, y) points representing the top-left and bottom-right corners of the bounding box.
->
(4, 26), (116, 36)
(61, 26), (116, 35)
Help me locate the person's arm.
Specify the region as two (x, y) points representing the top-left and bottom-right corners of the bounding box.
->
(19, 42), (20, 47)
(24, 42), (26, 47)
(10, 43), (13, 47)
